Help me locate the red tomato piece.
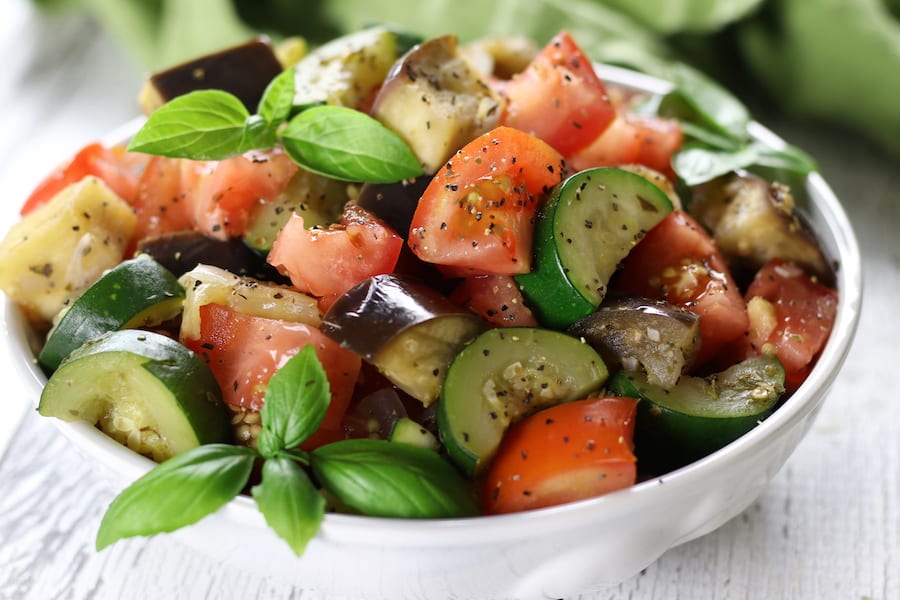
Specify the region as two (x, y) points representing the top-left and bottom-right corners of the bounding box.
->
(613, 210), (749, 368)
(569, 114), (682, 178)
(408, 126), (564, 275)
(21, 143), (145, 215)
(499, 31), (615, 156)
(185, 303), (361, 447)
(268, 204), (404, 308)
(482, 396), (638, 515)
(131, 156), (193, 244)
(185, 148), (298, 239)
(450, 274), (538, 327)
(743, 259), (838, 391)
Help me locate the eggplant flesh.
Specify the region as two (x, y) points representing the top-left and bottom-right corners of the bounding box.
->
(322, 274), (486, 406)
(371, 35), (503, 174)
(690, 172), (830, 281)
(569, 297), (699, 389)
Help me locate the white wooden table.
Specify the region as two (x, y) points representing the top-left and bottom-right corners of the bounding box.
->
(0, 1), (897, 598)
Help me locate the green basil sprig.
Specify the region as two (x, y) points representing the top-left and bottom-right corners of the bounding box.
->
(657, 63), (817, 185)
(127, 68), (422, 183)
(96, 345), (477, 556)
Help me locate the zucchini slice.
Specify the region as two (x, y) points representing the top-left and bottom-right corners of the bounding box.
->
(38, 255), (184, 372)
(438, 327), (608, 476)
(516, 168), (673, 329)
(39, 329), (232, 462)
(609, 354), (785, 472)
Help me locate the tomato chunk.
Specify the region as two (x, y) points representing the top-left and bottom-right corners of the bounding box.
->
(449, 274), (538, 327)
(408, 126), (564, 275)
(132, 156), (193, 243)
(613, 210), (749, 368)
(184, 148), (298, 239)
(268, 204), (404, 309)
(185, 303), (361, 447)
(742, 259), (838, 391)
(482, 396), (637, 514)
(569, 114), (682, 178)
(21, 142), (145, 215)
(500, 31), (615, 156)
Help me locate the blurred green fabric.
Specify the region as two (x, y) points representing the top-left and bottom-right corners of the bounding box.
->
(34, 0), (900, 160)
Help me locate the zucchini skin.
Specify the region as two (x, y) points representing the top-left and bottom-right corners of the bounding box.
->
(609, 354), (785, 472)
(516, 168), (673, 330)
(38, 255), (184, 372)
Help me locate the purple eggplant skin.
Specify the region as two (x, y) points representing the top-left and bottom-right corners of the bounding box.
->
(568, 296), (700, 390)
(144, 38), (283, 112)
(136, 231), (288, 283)
(355, 176), (431, 239)
(321, 273), (484, 362)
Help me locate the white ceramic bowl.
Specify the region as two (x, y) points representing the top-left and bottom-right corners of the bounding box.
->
(4, 65), (862, 600)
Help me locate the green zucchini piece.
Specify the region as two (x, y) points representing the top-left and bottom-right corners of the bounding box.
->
(516, 168), (673, 329)
(389, 417), (439, 451)
(608, 354), (786, 472)
(438, 327), (608, 476)
(38, 255), (184, 372)
(39, 329), (232, 462)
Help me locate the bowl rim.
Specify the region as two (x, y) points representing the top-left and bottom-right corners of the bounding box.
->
(2, 63), (863, 549)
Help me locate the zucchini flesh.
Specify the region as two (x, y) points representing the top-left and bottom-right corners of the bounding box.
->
(438, 327), (608, 475)
(39, 329), (232, 462)
(517, 168), (673, 329)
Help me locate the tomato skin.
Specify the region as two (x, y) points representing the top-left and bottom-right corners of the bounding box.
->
(21, 143), (145, 215)
(481, 396), (637, 515)
(742, 259), (838, 391)
(408, 126), (564, 275)
(500, 31), (615, 156)
(613, 210), (749, 368)
(268, 204), (403, 309)
(185, 148), (298, 239)
(569, 114), (682, 178)
(449, 274), (538, 327)
(185, 303), (361, 446)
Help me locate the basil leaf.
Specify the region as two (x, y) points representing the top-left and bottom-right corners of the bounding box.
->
(310, 439), (479, 518)
(678, 121), (742, 151)
(258, 66), (296, 126)
(672, 143), (761, 186)
(96, 444), (256, 550)
(673, 139), (818, 186)
(659, 63), (751, 142)
(251, 456), (325, 556)
(128, 90), (250, 160)
(258, 345), (331, 458)
(753, 145), (818, 174)
(279, 106), (423, 183)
